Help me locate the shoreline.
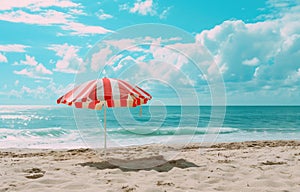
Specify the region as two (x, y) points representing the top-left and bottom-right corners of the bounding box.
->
(1, 140), (300, 191)
(1, 138), (299, 150)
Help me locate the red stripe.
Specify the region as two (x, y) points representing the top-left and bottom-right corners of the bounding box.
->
(88, 101), (100, 109)
(106, 100), (114, 108)
(88, 102), (95, 109)
(144, 98), (148, 104)
(102, 78), (114, 107)
(57, 96), (63, 104)
(119, 99), (128, 107)
(75, 102), (82, 108)
(133, 100), (137, 107)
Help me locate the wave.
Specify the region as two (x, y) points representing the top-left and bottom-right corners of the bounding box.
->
(0, 127), (85, 149)
(241, 127), (300, 133)
(0, 114), (48, 121)
(1, 126), (299, 149)
(0, 127), (239, 140)
(0, 105), (54, 113)
(0, 115), (32, 121)
(0, 127), (71, 139)
(104, 127), (240, 136)
(2, 126), (299, 141)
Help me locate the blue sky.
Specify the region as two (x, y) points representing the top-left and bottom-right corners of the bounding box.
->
(0, 0), (300, 105)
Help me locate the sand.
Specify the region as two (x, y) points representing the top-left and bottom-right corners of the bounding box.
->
(1, 140), (300, 192)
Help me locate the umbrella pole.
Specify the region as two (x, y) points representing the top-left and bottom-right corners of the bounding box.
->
(104, 105), (107, 160)
(139, 105), (142, 116)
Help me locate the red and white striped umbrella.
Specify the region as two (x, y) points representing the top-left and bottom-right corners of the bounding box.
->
(57, 77), (152, 155)
(57, 77), (152, 109)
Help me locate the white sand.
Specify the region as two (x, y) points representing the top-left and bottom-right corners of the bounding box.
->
(1, 140), (300, 192)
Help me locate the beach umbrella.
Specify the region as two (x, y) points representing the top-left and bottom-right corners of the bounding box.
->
(57, 77), (152, 156)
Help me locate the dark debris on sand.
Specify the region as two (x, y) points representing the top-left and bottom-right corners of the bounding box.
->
(210, 140), (300, 150)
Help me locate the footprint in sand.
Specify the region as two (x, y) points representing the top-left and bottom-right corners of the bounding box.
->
(24, 168), (45, 179)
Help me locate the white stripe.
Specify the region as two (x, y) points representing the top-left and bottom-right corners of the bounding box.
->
(114, 100), (120, 107)
(82, 102), (89, 109)
(96, 79), (105, 101)
(127, 96), (133, 107)
(110, 79), (120, 101)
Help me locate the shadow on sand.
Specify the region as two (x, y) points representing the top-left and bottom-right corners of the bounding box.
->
(79, 155), (199, 172)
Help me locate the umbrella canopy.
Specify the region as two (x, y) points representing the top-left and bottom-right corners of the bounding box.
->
(57, 77), (152, 157)
(57, 77), (152, 109)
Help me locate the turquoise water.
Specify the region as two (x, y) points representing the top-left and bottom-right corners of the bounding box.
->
(0, 105), (299, 148)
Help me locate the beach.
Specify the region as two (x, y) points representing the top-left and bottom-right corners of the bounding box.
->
(1, 140), (300, 192)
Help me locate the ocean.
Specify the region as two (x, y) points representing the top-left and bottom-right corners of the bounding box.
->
(0, 105), (299, 149)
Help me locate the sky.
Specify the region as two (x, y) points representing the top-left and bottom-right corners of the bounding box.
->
(0, 0), (300, 105)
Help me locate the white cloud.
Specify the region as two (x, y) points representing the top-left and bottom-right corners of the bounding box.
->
(86, 38), (212, 99)
(120, 0), (171, 19)
(0, 6), (112, 36)
(0, 53), (8, 63)
(111, 55), (136, 72)
(96, 9), (113, 20)
(21, 55), (38, 66)
(35, 64), (52, 75)
(19, 86), (47, 99)
(90, 45), (112, 71)
(0, 10), (71, 25)
(149, 41), (189, 70)
(87, 36), (214, 92)
(69, 9), (87, 16)
(196, 3), (300, 91)
(0, 0), (79, 11)
(48, 43), (85, 73)
(130, 0), (156, 16)
(14, 66), (52, 80)
(88, 37), (192, 73)
(1, 80), (76, 101)
(104, 39), (136, 50)
(47, 81), (76, 96)
(242, 57), (260, 66)
(284, 68), (300, 86)
(61, 22), (112, 35)
(267, 0), (297, 9)
(0, 44), (29, 52)
(196, 20), (279, 82)
(13, 55), (52, 79)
